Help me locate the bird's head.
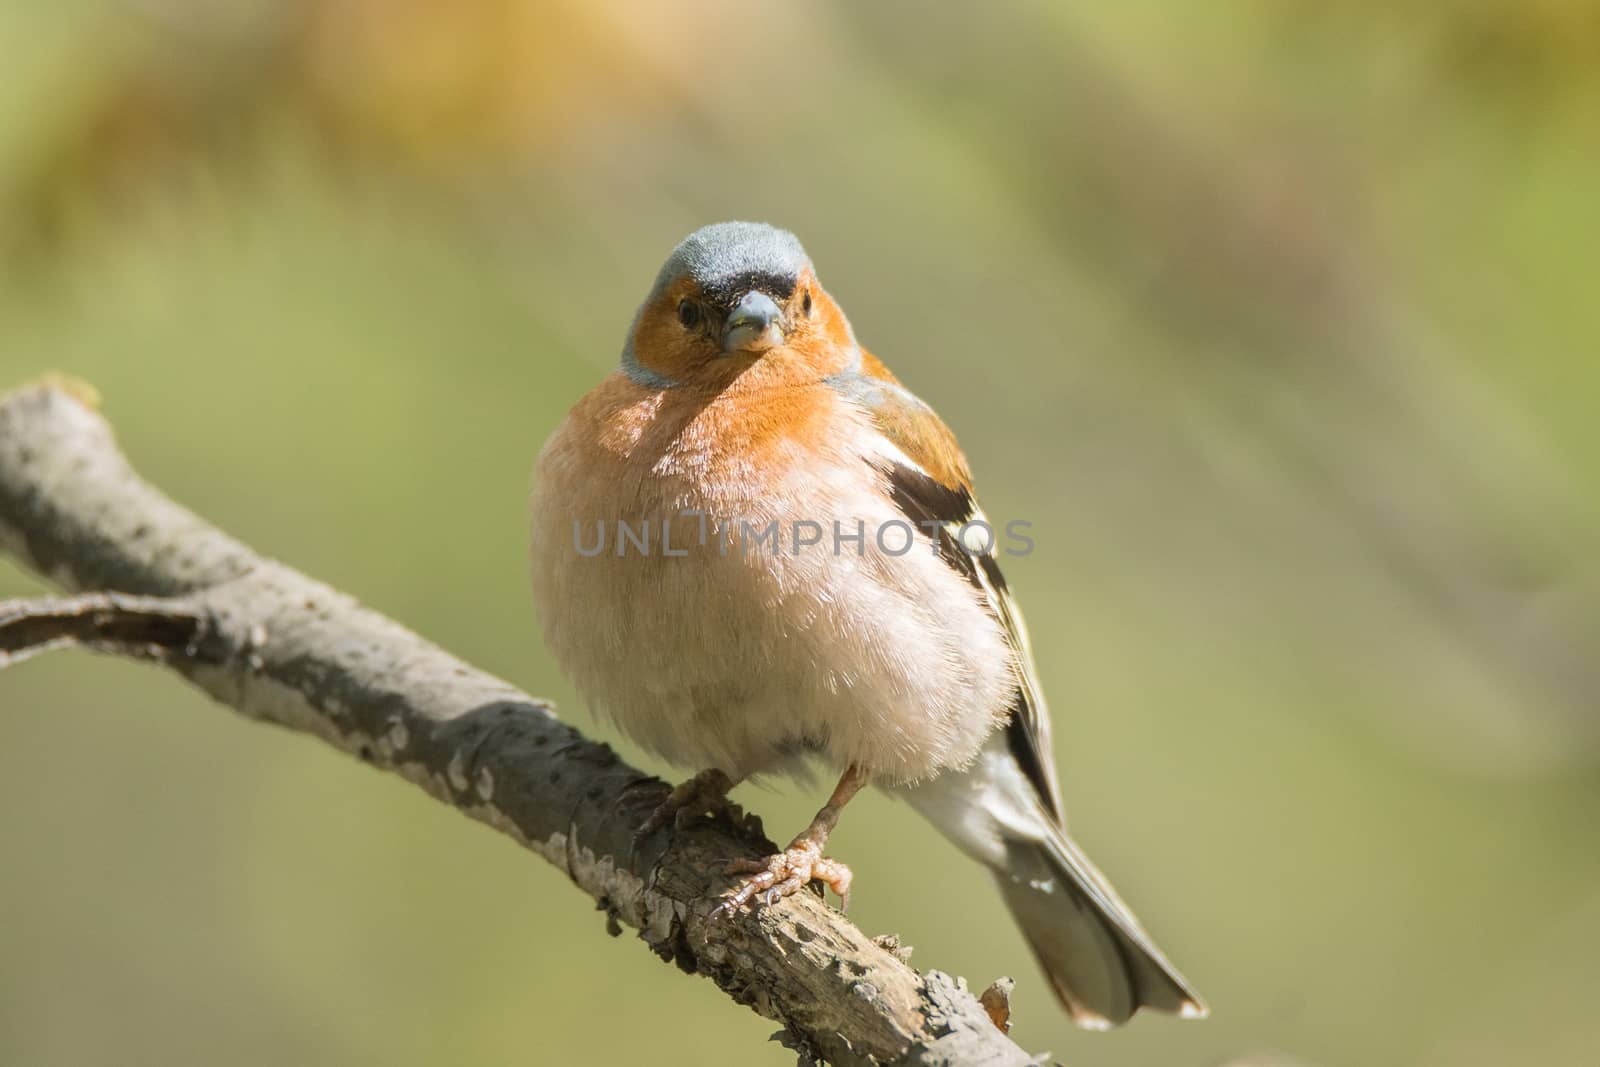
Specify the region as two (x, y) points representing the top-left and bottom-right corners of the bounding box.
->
(622, 222), (857, 389)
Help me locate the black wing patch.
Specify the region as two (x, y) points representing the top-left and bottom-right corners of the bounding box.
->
(880, 460), (1064, 821)
(883, 463), (981, 581)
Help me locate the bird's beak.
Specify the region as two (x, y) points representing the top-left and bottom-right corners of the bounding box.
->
(721, 291), (785, 354)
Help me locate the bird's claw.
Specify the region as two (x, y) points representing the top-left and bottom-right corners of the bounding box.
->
(711, 842), (853, 917)
(633, 769), (738, 854)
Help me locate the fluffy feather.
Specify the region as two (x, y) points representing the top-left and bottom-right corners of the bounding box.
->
(532, 371), (1015, 782)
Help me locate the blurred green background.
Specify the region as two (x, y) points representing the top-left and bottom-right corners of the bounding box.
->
(3, 2), (1599, 1064)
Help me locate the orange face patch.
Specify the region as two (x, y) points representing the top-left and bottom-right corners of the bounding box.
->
(628, 269), (860, 392)
(629, 276), (718, 383)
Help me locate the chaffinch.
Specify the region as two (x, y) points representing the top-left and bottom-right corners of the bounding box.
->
(530, 222), (1206, 1028)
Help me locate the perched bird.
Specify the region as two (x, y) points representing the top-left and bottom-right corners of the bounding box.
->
(530, 221), (1206, 1027)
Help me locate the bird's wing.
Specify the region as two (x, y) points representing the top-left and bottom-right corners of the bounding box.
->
(825, 351), (1064, 820)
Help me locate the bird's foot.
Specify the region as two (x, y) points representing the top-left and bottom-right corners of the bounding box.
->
(712, 841), (853, 917)
(634, 769), (739, 850)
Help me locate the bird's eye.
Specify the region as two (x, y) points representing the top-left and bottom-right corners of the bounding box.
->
(677, 300), (701, 328)
(802, 289), (814, 316)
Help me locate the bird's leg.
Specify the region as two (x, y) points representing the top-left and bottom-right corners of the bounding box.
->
(714, 764), (868, 916)
(635, 768), (741, 846)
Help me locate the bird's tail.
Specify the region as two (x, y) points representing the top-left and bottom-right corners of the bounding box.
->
(897, 739), (1207, 1028)
(992, 815), (1206, 1028)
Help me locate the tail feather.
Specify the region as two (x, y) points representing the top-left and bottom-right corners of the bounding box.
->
(996, 828), (1205, 1027)
(898, 737), (1207, 1027)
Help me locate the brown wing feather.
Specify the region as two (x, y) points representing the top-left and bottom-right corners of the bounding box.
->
(855, 349), (973, 491)
(828, 352), (1064, 819)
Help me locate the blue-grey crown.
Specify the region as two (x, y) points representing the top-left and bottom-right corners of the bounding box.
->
(650, 221), (811, 308)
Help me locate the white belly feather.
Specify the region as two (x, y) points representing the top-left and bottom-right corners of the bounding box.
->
(530, 401), (1016, 784)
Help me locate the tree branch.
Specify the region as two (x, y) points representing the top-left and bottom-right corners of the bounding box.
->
(0, 591), (209, 666)
(0, 381), (1043, 1067)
